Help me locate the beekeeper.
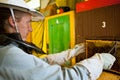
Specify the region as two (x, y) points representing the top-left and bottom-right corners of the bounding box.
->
(0, 0), (116, 80)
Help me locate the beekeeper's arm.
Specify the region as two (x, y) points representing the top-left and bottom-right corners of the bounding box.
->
(0, 45), (115, 80)
(78, 53), (116, 80)
(28, 53), (115, 80)
(45, 43), (85, 65)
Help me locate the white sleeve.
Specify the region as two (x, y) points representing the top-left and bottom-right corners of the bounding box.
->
(78, 53), (116, 80)
(46, 44), (85, 65)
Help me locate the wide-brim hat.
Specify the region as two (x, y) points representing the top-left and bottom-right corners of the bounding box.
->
(0, 0), (44, 21)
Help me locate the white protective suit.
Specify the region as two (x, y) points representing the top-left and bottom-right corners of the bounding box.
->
(0, 44), (115, 80)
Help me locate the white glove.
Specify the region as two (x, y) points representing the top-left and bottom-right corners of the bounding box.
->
(78, 53), (116, 80)
(46, 43), (85, 65)
(70, 43), (85, 57)
(99, 53), (116, 70)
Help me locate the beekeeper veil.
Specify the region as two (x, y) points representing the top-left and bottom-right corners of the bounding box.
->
(0, 0), (44, 32)
(0, 0), (44, 21)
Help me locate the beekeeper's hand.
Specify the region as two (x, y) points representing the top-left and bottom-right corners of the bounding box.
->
(70, 43), (85, 57)
(46, 43), (85, 65)
(78, 53), (116, 80)
(100, 53), (116, 70)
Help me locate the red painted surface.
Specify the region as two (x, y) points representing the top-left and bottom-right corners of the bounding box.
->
(76, 0), (120, 13)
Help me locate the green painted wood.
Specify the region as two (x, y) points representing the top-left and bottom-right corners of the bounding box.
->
(48, 15), (70, 54)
